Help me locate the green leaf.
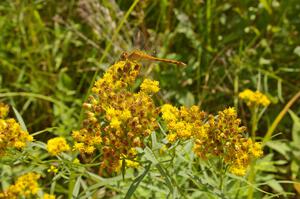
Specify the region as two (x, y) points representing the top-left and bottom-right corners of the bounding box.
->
(143, 147), (174, 193)
(72, 176), (81, 198)
(266, 141), (291, 160)
(291, 160), (299, 179)
(266, 179), (284, 193)
(293, 46), (300, 57)
(155, 164), (174, 194)
(151, 131), (159, 150)
(124, 162), (151, 199)
(259, 0), (272, 14)
(256, 154), (277, 172)
(144, 147), (159, 165)
(179, 92), (195, 107)
(12, 106), (28, 132)
(288, 110), (300, 145)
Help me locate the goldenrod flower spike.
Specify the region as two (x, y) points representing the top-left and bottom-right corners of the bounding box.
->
(73, 57), (160, 175)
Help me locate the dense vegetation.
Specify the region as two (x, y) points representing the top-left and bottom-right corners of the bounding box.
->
(0, 0), (300, 198)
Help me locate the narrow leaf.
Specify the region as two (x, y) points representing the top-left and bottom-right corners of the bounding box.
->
(12, 106), (28, 132)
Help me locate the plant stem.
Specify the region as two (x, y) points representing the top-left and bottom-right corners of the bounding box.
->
(247, 159), (256, 199)
(248, 106), (259, 199)
(263, 90), (300, 145)
(250, 106), (258, 139)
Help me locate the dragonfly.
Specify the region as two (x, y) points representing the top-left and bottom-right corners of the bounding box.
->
(121, 50), (186, 66)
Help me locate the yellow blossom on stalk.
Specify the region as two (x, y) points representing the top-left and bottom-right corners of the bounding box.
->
(0, 104), (33, 156)
(193, 107), (263, 176)
(161, 104), (206, 143)
(43, 193), (56, 199)
(73, 59), (159, 175)
(125, 159), (140, 168)
(239, 89), (270, 107)
(115, 155), (140, 173)
(161, 104), (179, 121)
(0, 172), (40, 199)
(230, 166), (247, 176)
(47, 165), (58, 174)
(47, 137), (70, 156)
(0, 103), (9, 118)
(140, 79), (160, 93)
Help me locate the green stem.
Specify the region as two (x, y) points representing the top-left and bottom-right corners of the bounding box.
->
(247, 159), (256, 199)
(248, 106), (259, 198)
(219, 159), (224, 191)
(263, 90), (300, 145)
(250, 106), (258, 139)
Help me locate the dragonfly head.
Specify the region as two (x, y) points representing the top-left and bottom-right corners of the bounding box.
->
(120, 52), (129, 61)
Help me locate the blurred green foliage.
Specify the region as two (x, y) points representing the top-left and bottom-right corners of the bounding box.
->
(1, 0), (300, 198)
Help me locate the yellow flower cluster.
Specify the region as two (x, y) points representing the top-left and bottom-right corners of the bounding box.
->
(47, 165), (58, 173)
(140, 79), (160, 94)
(43, 193), (56, 199)
(114, 152), (140, 173)
(47, 137), (70, 156)
(0, 103), (9, 118)
(0, 103), (33, 156)
(193, 107), (263, 176)
(239, 89), (270, 107)
(161, 105), (262, 176)
(0, 172), (40, 199)
(73, 59), (159, 175)
(161, 104), (206, 142)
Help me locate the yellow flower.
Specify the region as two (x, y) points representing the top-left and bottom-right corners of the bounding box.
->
(0, 103), (9, 118)
(161, 104), (179, 122)
(85, 145), (96, 154)
(229, 165), (247, 176)
(193, 107), (263, 176)
(0, 172), (40, 198)
(140, 79), (160, 93)
(74, 59), (159, 176)
(239, 89), (270, 107)
(43, 193), (56, 199)
(167, 133), (177, 143)
(161, 104), (206, 143)
(47, 137), (70, 156)
(73, 142), (85, 152)
(251, 142), (263, 158)
(110, 117), (121, 129)
(0, 106), (33, 156)
(47, 165), (58, 173)
(125, 159), (140, 168)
